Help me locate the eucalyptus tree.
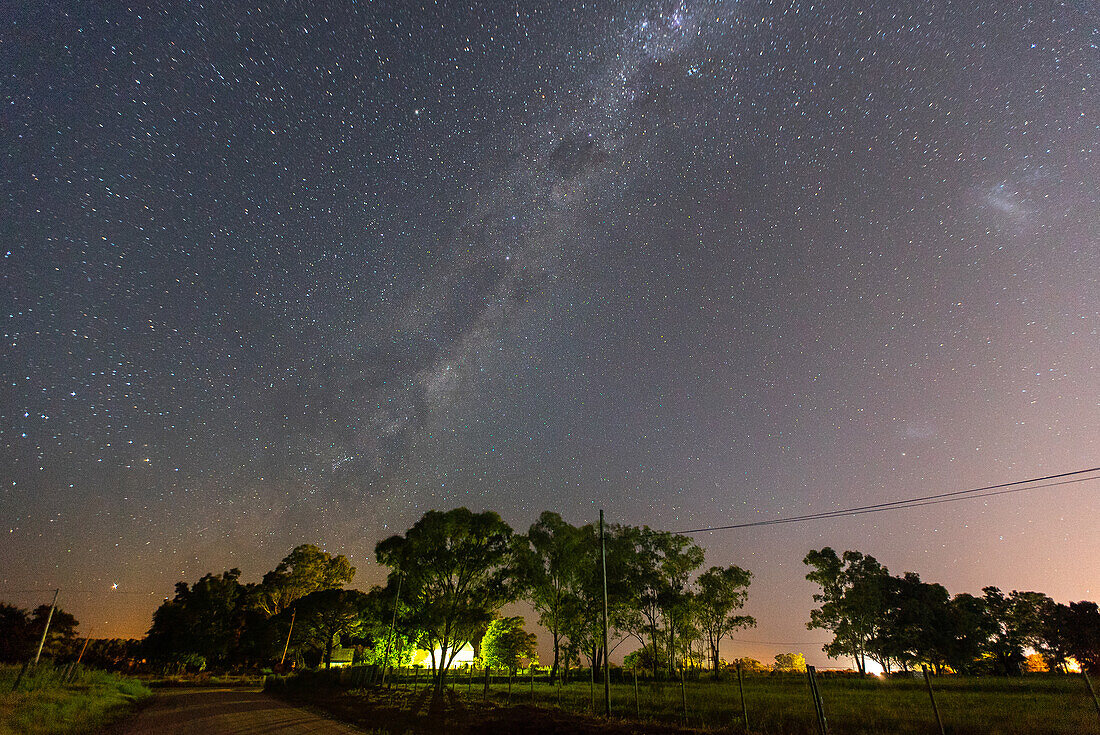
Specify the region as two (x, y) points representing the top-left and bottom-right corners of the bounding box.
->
(1041, 600), (1100, 674)
(514, 511), (581, 680)
(694, 564), (755, 675)
(145, 569), (250, 668)
(656, 531), (705, 675)
(803, 548), (888, 676)
(290, 588), (372, 668)
(872, 572), (952, 672)
(375, 507), (515, 692)
(565, 521), (643, 677)
(616, 526), (704, 677)
(256, 544), (355, 617)
(981, 587), (1053, 675)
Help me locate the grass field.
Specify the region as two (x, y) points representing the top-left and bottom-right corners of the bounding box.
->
(0, 664), (151, 735)
(352, 668), (1099, 734)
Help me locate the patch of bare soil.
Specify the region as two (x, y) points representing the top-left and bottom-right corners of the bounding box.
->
(280, 687), (709, 735)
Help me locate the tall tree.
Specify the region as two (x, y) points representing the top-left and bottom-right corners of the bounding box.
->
(804, 548), (889, 676)
(872, 572), (952, 672)
(256, 544), (355, 617)
(694, 565), (756, 675)
(29, 604), (80, 661)
(290, 588), (372, 668)
(0, 604), (32, 663)
(514, 511), (581, 680)
(941, 592), (997, 674)
(619, 526), (665, 679)
(145, 569), (249, 668)
(0, 603), (80, 663)
(375, 508), (515, 692)
(656, 532), (705, 675)
(982, 587), (1052, 675)
(1042, 600), (1100, 674)
(557, 522), (640, 678)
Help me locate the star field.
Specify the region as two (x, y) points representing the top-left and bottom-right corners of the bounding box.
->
(1, 1), (1097, 657)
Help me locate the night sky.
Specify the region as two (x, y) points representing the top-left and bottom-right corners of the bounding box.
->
(2, 1), (1098, 664)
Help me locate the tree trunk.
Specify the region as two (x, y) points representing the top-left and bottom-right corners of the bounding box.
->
(551, 630), (561, 682)
(651, 621), (660, 680)
(667, 618), (676, 678)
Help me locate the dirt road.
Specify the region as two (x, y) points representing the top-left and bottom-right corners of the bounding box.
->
(109, 687), (365, 734)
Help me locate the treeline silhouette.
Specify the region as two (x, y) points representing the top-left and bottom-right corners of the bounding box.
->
(803, 547), (1098, 676)
(2, 508), (1096, 683)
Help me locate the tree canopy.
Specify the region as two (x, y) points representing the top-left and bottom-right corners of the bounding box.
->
(694, 565), (756, 674)
(375, 507), (515, 691)
(256, 544), (355, 617)
(804, 548), (888, 675)
(481, 616), (537, 671)
(289, 588), (371, 668)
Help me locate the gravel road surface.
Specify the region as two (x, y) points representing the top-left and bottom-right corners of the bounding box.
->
(109, 687), (365, 734)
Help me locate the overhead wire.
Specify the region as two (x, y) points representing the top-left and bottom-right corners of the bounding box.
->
(673, 466), (1100, 535)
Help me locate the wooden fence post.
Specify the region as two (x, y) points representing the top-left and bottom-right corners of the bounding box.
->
(737, 662), (748, 732)
(634, 664), (640, 717)
(922, 666), (946, 735)
(806, 665), (828, 735)
(590, 663), (595, 713)
(1083, 670), (1100, 725)
(680, 665), (688, 725)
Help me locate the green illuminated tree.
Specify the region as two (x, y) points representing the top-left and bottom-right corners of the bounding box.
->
(773, 652), (807, 672)
(481, 616), (537, 671)
(375, 508), (515, 693)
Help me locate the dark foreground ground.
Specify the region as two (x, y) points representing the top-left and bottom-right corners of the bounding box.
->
(268, 672), (1100, 735)
(274, 686), (705, 735)
(101, 687), (364, 734)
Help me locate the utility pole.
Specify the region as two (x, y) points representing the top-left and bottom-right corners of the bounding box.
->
(33, 589), (59, 666)
(381, 572), (402, 686)
(600, 509), (611, 717)
(280, 609), (296, 667)
(65, 629), (92, 682)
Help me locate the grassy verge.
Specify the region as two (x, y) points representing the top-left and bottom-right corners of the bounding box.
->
(143, 673), (264, 688)
(268, 668), (1098, 734)
(0, 664), (151, 735)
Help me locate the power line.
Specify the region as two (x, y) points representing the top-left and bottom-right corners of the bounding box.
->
(0, 588), (162, 597)
(674, 466), (1100, 535)
(728, 637), (830, 646)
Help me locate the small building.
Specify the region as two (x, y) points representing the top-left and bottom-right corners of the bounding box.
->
(327, 646), (356, 668)
(410, 642), (475, 670)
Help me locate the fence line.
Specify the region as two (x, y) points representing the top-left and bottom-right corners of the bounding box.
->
(266, 664), (1100, 734)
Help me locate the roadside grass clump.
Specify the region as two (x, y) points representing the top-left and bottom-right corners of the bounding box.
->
(0, 663), (151, 735)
